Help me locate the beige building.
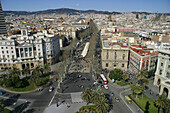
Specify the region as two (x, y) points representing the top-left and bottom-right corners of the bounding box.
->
(101, 39), (129, 71)
(154, 50), (170, 99)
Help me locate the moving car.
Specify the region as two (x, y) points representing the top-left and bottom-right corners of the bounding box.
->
(114, 97), (120, 102)
(104, 85), (109, 89)
(49, 86), (53, 92)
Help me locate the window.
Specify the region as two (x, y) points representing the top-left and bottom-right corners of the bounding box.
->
(143, 61), (145, 68)
(122, 54), (125, 60)
(12, 51), (13, 53)
(106, 63), (108, 67)
(159, 69), (162, 75)
(166, 72), (170, 79)
(106, 50), (109, 59)
(23, 30), (26, 35)
(7, 51), (8, 53)
(161, 63), (163, 66)
(2, 51), (4, 53)
(11, 47), (13, 49)
(168, 65), (170, 69)
(1, 47), (3, 49)
(122, 64), (124, 67)
(7, 55), (9, 58)
(115, 51), (117, 59)
(6, 47), (8, 49)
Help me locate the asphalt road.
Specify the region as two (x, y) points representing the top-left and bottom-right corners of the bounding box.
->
(102, 83), (133, 113)
(58, 72), (95, 93)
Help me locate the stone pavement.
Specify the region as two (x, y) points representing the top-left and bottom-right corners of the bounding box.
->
(71, 92), (83, 103)
(43, 102), (86, 113)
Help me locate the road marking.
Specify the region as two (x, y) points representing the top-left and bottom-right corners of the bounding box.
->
(120, 89), (134, 113)
(120, 88), (143, 113)
(48, 90), (57, 106)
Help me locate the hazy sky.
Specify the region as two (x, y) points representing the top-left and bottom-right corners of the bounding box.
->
(1, 0), (170, 13)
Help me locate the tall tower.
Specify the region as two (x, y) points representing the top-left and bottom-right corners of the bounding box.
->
(0, 1), (7, 35)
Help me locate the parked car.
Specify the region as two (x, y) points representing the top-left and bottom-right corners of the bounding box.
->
(38, 88), (43, 91)
(0, 91), (4, 95)
(106, 96), (112, 101)
(110, 91), (114, 96)
(54, 77), (58, 81)
(49, 86), (53, 92)
(104, 85), (109, 89)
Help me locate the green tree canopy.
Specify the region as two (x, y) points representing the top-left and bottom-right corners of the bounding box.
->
(109, 68), (123, 81)
(130, 82), (143, 98)
(155, 95), (168, 113)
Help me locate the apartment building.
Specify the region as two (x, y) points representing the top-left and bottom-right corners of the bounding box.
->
(101, 39), (129, 71)
(129, 45), (158, 73)
(154, 50), (170, 99)
(0, 2), (7, 35)
(0, 29), (60, 70)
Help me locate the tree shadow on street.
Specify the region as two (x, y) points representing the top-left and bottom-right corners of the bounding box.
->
(23, 108), (34, 113)
(4, 94), (20, 107)
(13, 101), (30, 113)
(144, 101), (150, 113)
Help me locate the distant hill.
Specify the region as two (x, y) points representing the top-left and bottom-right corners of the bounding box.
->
(4, 8), (121, 16)
(3, 8), (170, 16)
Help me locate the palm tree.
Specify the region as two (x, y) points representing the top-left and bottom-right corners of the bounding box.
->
(155, 95), (167, 113)
(9, 67), (20, 77)
(31, 69), (40, 86)
(43, 63), (51, 74)
(92, 88), (104, 104)
(130, 82), (143, 98)
(165, 99), (170, 113)
(33, 66), (43, 77)
(81, 87), (93, 104)
(95, 96), (109, 113)
(22, 67), (30, 77)
(122, 74), (129, 82)
(136, 68), (148, 82)
(142, 78), (149, 88)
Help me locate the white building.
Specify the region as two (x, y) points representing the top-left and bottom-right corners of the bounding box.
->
(0, 29), (60, 70)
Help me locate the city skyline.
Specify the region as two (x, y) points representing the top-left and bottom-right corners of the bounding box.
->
(1, 0), (170, 13)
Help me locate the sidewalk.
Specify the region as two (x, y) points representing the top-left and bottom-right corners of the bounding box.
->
(0, 86), (39, 94)
(43, 102), (86, 113)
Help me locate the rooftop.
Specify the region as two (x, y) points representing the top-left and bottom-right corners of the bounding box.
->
(158, 50), (170, 55)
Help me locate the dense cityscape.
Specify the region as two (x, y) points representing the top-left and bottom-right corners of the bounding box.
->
(0, 0), (170, 113)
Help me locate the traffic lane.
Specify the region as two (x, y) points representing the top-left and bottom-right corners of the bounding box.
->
(102, 86), (132, 113)
(59, 73), (95, 93)
(121, 90), (143, 113)
(30, 86), (57, 107)
(110, 99), (132, 113)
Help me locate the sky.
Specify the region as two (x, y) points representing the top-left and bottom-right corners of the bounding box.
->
(1, 0), (170, 13)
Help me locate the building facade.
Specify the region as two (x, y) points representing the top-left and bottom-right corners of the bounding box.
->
(101, 40), (129, 71)
(0, 29), (60, 70)
(154, 50), (170, 99)
(0, 2), (7, 35)
(129, 45), (158, 73)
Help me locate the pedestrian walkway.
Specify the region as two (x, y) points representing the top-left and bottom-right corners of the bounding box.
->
(71, 92), (83, 103)
(43, 102), (86, 113)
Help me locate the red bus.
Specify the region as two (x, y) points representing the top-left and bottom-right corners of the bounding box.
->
(99, 74), (108, 84)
